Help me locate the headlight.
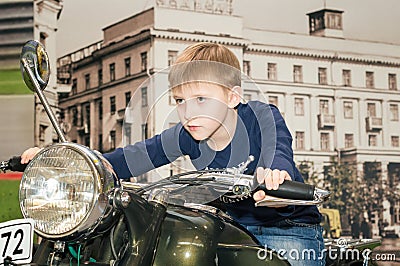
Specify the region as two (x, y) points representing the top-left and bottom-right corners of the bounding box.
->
(19, 143), (117, 239)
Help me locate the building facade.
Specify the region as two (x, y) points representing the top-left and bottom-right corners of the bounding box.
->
(56, 1), (400, 231)
(0, 0), (63, 160)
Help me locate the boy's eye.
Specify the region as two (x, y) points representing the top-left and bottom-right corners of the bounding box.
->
(197, 97), (206, 103)
(175, 99), (185, 105)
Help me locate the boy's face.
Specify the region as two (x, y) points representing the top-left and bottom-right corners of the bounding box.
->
(172, 82), (238, 141)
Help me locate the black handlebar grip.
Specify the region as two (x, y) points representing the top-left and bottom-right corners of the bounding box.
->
(8, 156), (28, 172)
(258, 180), (315, 200)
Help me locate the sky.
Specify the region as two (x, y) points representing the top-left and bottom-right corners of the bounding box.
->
(56, 0), (400, 57)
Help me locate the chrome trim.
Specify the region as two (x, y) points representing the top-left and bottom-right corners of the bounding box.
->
(20, 142), (118, 240)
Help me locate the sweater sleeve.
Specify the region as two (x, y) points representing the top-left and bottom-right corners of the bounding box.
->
(258, 104), (298, 216)
(269, 107), (297, 180)
(255, 103), (296, 179)
(103, 124), (185, 179)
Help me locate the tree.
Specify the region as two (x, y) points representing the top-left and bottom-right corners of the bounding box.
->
(387, 163), (400, 223)
(361, 162), (382, 221)
(322, 156), (361, 227)
(297, 160), (320, 186)
(361, 162), (400, 225)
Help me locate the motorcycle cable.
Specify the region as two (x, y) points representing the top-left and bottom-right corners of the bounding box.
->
(108, 215), (130, 265)
(134, 169), (229, 195)
(68, 245), (96, 265)
(110, 225), (118, 260)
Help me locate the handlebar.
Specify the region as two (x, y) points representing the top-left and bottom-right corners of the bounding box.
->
(125, 170), (330, 206)
(258, 181), (315, 200)
(0, 156), (28, 172)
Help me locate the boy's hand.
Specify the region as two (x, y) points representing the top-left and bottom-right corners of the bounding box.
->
(21, 147), (42, 164)
(253, 167), (292, 204)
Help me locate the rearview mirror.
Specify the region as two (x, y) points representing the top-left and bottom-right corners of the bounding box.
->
(19, 40), (66, 142)
(20, 40), (50, 92)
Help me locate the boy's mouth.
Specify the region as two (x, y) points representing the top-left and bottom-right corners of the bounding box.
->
(187, 125), (201, 131)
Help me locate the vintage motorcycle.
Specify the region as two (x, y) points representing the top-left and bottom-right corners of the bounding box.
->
(0, 40), (380, 266)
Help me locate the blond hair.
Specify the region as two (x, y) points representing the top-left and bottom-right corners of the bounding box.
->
(175, 42), (241, 70)
(169, 42), (241, 89)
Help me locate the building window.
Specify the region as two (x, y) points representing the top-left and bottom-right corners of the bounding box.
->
(319, 99), (329, 115)
(318, 67), (327, 85)
(109, 130), (116, 150)
(125, 57), (131, 77)
(82, 103), (90, 132)
(98, 134), (103, 152)
(109, 63), (115, 81)
(367, 102), (377, 117)
(310, 14), (324, 31)
(168, 91), (176, 105)
(267, 63), (277, 80)
(98, 100), (103, 120)
(125, 91), (131, 107)
(124, 126), (132, 145)
(269, 96), (278, 107)
(295, 131), (305, 150)
(141, 87), (148, 107)
(293, 65), (303, 83)
(327, 13), (342, 29)
(366, 71), (374, 88)
(168, 50), (178, 66)
(85, 73), (90, 90)
(169, 122), (178, 129)
(243, 61), (251, 76)
(71, 106), (78, 126)
(392, 136), (399, 147)
(98, 68), (103, 86)
(39, 124), (47, 142)
(84, 135), (90, 147)
(389, 74), (397, 90)
(294, 97), (304, 116)
(141, 52), (147, 72)
(39, 32), (47, 47)
(71, 78), (77, 95)
(342, 69), (351, 86)
(368, 134), (377, 146)
(243, 94), (252, 102)
(390, 104), (399, 121)
(344, 133), (354, 148)
(320, 133), (330, 151)
(110, 96), (116, 115)
(343, 101), (353, 119)
(142, 123), (148, 139)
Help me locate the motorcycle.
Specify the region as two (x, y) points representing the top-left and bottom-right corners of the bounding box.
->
(0, 40), (380, 266)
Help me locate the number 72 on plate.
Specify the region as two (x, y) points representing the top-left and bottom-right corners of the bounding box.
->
(0, 219), (34, 265)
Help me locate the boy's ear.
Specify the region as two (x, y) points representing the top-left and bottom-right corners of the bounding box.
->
(228, 86), (242, 108)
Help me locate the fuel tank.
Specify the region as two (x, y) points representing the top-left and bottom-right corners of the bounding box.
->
(153, 204), (289, 266)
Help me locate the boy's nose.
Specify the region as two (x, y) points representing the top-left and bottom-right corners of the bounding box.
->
(183, 99), (200, 120)
(183, 103), (194, 120)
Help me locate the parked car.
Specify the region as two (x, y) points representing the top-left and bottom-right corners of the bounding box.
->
(320, 208), (342, 238)
(383, 225), (400, 238)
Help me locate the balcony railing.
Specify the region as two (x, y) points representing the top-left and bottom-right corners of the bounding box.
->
(366, 116), (382, 131)
(77, 123), (90, 135)
(56, 41), (103, 83)
(117, 108), (134, 124)
(317, 114), (335, 129)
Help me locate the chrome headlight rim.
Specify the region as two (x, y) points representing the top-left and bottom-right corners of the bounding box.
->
(19, 142), (112, 239)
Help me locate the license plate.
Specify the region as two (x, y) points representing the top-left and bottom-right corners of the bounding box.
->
(0, 219), (34, 265)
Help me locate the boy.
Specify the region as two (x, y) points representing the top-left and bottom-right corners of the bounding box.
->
(22, 42), (324, 265)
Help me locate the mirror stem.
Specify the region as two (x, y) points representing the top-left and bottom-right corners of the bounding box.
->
(21, 57), (67, 143)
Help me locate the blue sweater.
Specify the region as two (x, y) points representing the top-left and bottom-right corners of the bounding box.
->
(103, 101), (321, 226)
